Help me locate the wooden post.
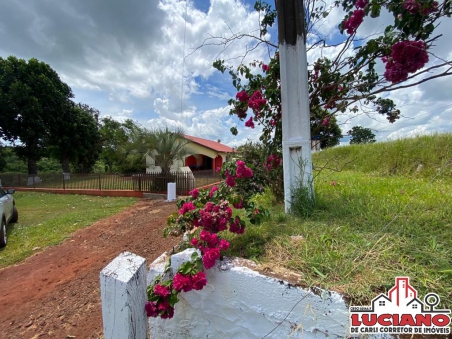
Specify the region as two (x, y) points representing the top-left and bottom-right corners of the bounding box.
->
(276, 0), (314, 212)
(100, 252), (148, 339)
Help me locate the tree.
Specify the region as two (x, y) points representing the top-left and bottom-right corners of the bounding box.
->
(99, 118), (147, 173)
(348, 126), (377, 144)
(99, 117), (129, 172)
(142, 128), (193, 175)
(46, 103), (101, 173)
(0, 144), (6, 172)
(0, 56), (73, 175)
(211, 0), (451, 154)
(310, 108), (343, 149)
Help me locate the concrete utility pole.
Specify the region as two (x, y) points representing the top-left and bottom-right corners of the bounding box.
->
(275, 0), (314, 213)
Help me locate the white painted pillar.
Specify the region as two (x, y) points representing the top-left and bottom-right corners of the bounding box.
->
(100, 252), (148, 339)
(277, 0), (314, 213)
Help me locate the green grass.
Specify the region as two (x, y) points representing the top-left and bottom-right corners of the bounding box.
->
(313, 132), (452, 178)
(0, 192), (137, 268)
(222, 133), (452, 309)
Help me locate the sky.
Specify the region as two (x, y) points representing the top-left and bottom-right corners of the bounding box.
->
(0, 0), (451, 147)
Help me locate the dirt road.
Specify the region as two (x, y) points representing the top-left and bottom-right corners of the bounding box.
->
(0, 199), (181, 339)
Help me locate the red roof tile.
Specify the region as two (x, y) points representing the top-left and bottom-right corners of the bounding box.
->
(184, 135), (234, 153)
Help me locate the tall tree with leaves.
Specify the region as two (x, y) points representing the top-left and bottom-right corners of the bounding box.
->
(348, 126), (377, 144)
(99, 117), (129, 172)
(46, 103), (101, 173)
(0, 56), (73, 175)
(99, 118), (147, 173)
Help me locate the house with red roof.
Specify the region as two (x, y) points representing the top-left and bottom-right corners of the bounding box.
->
(146, 134), (235, 174)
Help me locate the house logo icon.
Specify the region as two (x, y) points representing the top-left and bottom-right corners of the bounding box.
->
(349, 277), (451, 335)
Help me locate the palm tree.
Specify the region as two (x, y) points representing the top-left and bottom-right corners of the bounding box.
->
(143, 127), (193, 175)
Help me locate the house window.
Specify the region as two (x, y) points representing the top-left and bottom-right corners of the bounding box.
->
(379, 301), (385, 306)
(412, 304), (418, 309)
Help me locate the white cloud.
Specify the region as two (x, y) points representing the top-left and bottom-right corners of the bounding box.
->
(0, 0), (450, 150)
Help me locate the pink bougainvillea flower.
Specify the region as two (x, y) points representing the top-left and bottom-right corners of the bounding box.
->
(202, 247), (221, 269)
(235, 160), (253, 178)
(262, 64), (269, 72)
(191, 272), (208, 290)
(173, 273), (193, 292)
(158, 299), (174, 319)
(218, 239), (230, 251)
(265, 154), (282, 171)
(229, 217), (245, 234)
(189, 188), (199, 199)
(248, 90), (267, 112)
(145, 301), (159, 317)
(225, 174), (236, 187)
(403, 0), (421, 14)
(160, 307), (174, 319)
(153, 284), (171, 297)
(245, 117), (255, 129)
(343, 9), (365, 34)
(322, 117), (331, 127)
(355, 0), (367, 9)
(179, 201), (196, 215)
(233, 199), (244, 209)
(236, 90), (250, 102)
(209, 185), (218, 197)
(383, 40), (428, 83)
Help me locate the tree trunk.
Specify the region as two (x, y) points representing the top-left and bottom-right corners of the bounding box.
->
(62, 157), (71, 173)
(27, 158), (38, 175)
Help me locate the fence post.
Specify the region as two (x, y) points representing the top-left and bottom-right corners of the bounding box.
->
(62, 173), (66, 190)
(138, 176), (142, 191)
(98, 174), (102, 190)
(100, 252), (148, 339)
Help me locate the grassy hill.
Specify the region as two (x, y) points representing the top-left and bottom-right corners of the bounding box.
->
(224, 133), (452, 310)
(313, 133), (452, 179)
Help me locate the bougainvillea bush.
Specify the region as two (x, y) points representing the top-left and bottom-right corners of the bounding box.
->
(146, 160), (268, 319)
(213, 0), (451, 154)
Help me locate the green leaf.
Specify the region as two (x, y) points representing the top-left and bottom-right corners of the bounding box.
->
(168, 293), (179, 307)
(371, 4), (381, 18)
(178, 261), (193, 275)
(191, 251), (199, 261)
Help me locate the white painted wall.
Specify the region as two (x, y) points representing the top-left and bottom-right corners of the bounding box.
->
(147, 249), (350, 339)
(145, 155), (184, 173)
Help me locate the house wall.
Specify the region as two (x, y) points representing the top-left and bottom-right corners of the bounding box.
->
(146, 145), (230, 174)
(214, 155), (223, 171)
(145, 155), (183, 174)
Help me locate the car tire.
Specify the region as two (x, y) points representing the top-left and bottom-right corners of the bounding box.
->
(11, 206), (18, 223)
(0, 218), (6, 248)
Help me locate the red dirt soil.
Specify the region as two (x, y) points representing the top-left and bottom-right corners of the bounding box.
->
(0, 199), (181, 339)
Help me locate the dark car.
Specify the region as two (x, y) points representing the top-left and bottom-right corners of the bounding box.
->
(0, 186), (18, 247)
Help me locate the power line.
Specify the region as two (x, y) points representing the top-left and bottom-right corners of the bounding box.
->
(407, 103), (452, 119)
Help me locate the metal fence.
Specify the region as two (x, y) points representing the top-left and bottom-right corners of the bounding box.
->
(0, 172), (222, 195)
